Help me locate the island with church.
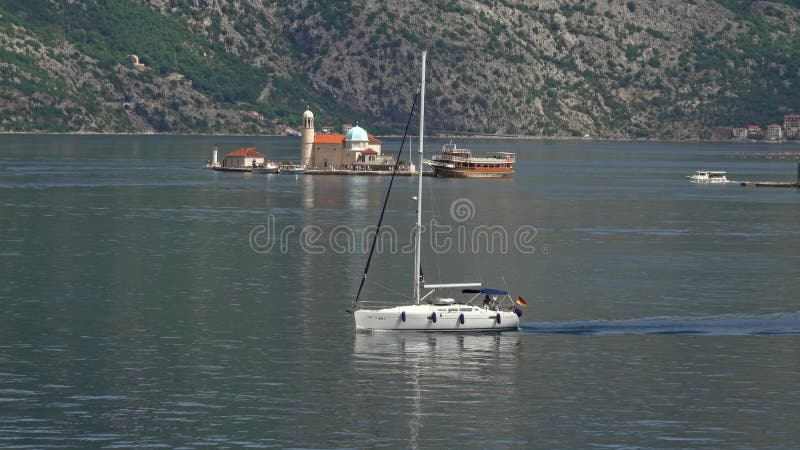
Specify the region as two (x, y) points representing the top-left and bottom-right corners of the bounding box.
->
(206, 108), (432, 176)
(299, 109), (424, 176)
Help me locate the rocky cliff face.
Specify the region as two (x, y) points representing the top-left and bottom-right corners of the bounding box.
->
(1, 0), (798, 138)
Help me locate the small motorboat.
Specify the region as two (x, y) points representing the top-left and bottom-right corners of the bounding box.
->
(253, 161), (279, 174)
(278, 164), (306, 174)
(687, 170), (730, 183)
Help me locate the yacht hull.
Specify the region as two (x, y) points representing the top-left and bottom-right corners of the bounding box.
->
(431, 166), (514, 178)
(355, 304), (520, 331)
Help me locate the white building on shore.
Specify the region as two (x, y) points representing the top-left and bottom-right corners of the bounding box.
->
(222, 147), (265, 169)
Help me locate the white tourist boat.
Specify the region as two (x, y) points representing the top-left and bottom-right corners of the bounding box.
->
(350, 52), (523, 332)
(427, 142), (515, 178)
(687, 170), (730, 183)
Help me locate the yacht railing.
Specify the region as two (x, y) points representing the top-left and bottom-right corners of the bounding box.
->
(433, 154), (515, 164)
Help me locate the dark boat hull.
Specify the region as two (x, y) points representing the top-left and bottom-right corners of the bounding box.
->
(431, 166), (514, 178)
(211, 166), (252, 172)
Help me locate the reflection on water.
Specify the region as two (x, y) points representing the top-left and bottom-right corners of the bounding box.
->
(302, 173), (314, 209)
(352, 332), (521, 448)
(353, 331), (522, 379)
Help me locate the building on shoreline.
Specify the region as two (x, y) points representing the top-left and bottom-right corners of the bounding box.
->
(732, 127), (748, 140)
(766, 124), (783, 141)
(785, 114), (800, 139)
(300, 109), (396, 170)
(222, 147), (264, 169)
(730, 115), (800, 142)
(746, 125), (763, 139)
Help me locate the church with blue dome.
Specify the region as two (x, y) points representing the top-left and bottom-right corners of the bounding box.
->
(300, 109), (388, 169)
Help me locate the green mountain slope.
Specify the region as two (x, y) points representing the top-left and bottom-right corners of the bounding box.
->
(1, 0), (799, 138)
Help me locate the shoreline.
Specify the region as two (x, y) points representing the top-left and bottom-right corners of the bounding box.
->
(1, 131), (798, 145)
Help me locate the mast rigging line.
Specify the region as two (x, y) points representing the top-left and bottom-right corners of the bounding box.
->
(348, 89), (420, 313)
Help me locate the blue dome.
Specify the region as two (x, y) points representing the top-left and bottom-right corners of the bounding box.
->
(346, 125), (368, 142)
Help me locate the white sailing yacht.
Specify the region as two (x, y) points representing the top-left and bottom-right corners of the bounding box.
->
(352, 51), (522, 331)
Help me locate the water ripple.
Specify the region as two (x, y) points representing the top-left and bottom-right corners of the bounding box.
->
(522, 311), (800, 335)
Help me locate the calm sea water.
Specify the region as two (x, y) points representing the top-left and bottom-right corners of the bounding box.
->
(1, 134), (799, 448)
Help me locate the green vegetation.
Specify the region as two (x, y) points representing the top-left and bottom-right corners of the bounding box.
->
(0, 0), (380, 133)
(684, 7), (800, 127)
(2, 0), (267, 103)
(1, 0), (800, 137)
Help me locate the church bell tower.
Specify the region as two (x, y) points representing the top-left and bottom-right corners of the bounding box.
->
(301, 109), (314, 167)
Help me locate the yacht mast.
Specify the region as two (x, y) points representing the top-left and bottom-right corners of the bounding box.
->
(413, 51), (426, 305)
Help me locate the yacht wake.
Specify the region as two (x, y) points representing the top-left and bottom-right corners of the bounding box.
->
(520, 311), (800, 335)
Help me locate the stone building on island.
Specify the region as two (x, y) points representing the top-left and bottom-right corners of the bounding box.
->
(222, 147), (264, 169)
(300, 109), (396, 170)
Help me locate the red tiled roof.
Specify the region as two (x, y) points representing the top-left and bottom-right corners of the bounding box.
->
(314, 134), (346, 144)
(367, 134), (382, 144)
(225, 147), (264, 158)
(361, 148), (378, 155)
